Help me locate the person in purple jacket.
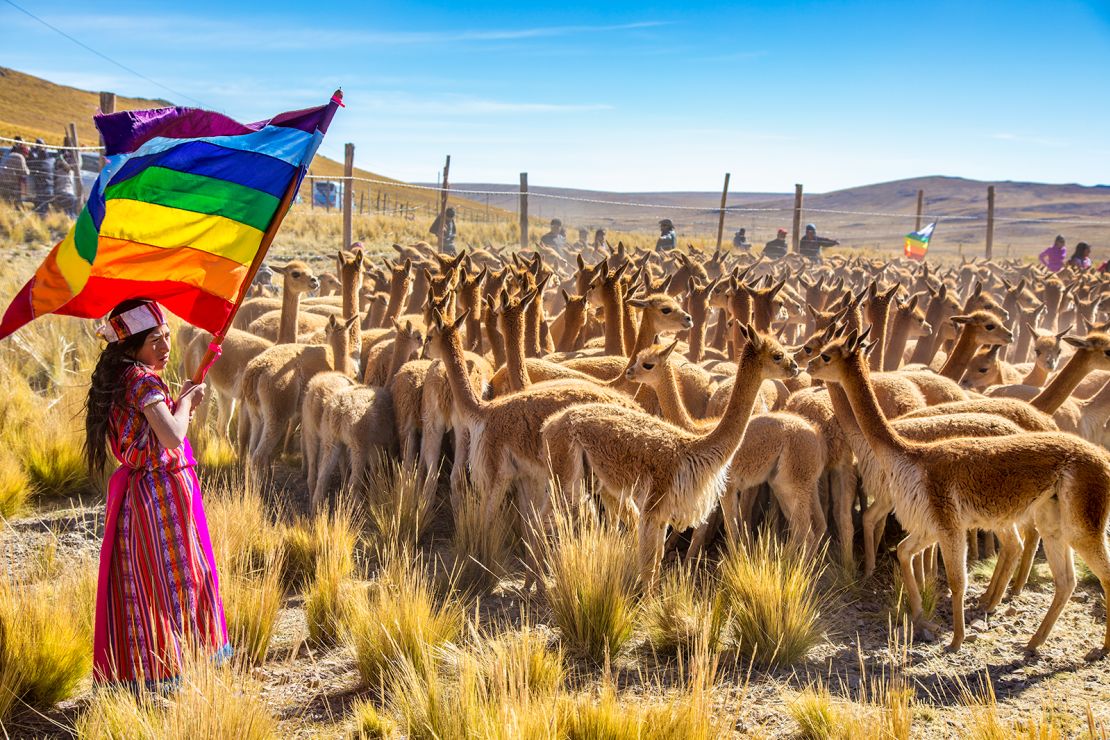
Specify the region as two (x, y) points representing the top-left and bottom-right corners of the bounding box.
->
(1038, 235), (1067, 272)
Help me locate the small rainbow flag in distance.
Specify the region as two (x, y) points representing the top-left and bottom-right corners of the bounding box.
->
(0, 94), (341, 340)
(904, 221), (936, 261)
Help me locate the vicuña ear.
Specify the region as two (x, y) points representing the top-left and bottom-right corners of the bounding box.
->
(626, 297), (649, 308)
(950, 314), (972, 326)
(500, 290), (511, 311)
(521, 289), (539, 310)
(431, 308), (447, 329)
(345, 315), (359, 329)
(1063, 336), (1091, 350)
(661, 339), (680, 358)
(452, 310), (470, 331)
(1055, 324), (1073, 339)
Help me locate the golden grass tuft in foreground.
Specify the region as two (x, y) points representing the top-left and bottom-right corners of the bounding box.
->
(718, 536), (826, 668)
(347, 549), (465, 688)
(960, 672), (1077, 740)
(304, 500), (361, 647)
(643, 561), (728, 657)
(541, 505), (642, 663)
(451, 483), (516, 593)
(349, 697), (398, 739)
(0, 446), (31, 519)
(77, 650), (277, 740)
(0, 560), (95, 723)
(362, 453), (436, 553)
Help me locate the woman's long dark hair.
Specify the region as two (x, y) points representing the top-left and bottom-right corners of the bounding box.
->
(83, 299), (158, 476)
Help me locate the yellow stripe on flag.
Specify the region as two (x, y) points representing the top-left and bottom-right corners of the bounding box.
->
(99, 199), (264, 266)
(54, 230), (93, 294)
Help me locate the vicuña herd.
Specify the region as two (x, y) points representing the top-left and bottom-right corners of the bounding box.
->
(181, 239), (1110, 658)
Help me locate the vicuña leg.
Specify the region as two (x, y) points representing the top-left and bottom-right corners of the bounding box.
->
(938, 529), (969, 650)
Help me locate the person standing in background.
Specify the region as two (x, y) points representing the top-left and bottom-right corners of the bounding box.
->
(429, 206), (457, 255)
(655, 218), (677, 252)
(53, 151), (78, 217)
(1039, 235), (1067, 272)
(1068, 241), (1092, 270)
(28, 139), (55, 213)
(798, 223), (838, 260)
(763, 228), (789, 259)
(0, 136), (30, 206)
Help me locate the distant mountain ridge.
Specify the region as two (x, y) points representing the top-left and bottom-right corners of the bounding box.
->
(446, 176), (1110, 258)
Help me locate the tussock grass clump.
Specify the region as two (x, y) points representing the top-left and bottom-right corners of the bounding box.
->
(304, 501), (360, 646)
(718, 536), (826, 668)
(643, 562), (728, 657)
(0, 564), (94, 723)
(78, 652), (277, 740)
(0, 446), (31, 519)
(281, 516), (319, 588)
(349, 698), (397, 739)
(362, 453), (435, 552)
(542, 506), (641, 663)
(789, 684), (842, 739)
(205, 482), (286, 666)
(451, 483), (515, 593)
(347, 550), (464, 687)
(961, 673), (1074, 740)
(473, 626), (564, 700)
(890, 559), (939, 623)
(222, 548), (286, 666)
(21, 422), (90, 499)
(206, 480), (283, 576)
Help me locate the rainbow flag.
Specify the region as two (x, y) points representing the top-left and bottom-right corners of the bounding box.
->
(904, 222), (936, 261)
(0, 94), (341, 340)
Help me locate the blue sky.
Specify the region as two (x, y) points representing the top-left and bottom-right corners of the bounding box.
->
(4, 0), (1109, 192)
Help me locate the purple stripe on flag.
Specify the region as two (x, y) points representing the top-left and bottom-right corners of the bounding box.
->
(96, 102), (338, 156)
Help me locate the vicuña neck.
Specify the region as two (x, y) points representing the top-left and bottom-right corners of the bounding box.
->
(689, 345), (763, 459)
(601, 287), (625, 355)
(330, 328), (352, 377)
(710, 308), (729, 351)
(837, 354), (913, 459)
(502, 314), (530, 392)
(1031, 350), (1091, 413)
(882, 312), (912, 372)
(909, 302), (946, 365)
(649, 364), (700, 432)
(1022, 360), (1049, 386)
(866, 304), (890, 371)
(938, 325), (982, 381)
(439, 331), (483, 420)
(278, 288), (301, 344)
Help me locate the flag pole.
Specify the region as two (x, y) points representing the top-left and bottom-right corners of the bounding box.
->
(189, 89), (343, 384)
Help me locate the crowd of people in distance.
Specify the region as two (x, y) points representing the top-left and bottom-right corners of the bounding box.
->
(429, 208), (846, 262)
(1040, 235), (1106, 273)
(0, 135), (81, 216)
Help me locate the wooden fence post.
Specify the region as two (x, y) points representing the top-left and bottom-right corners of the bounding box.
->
(915, 189), (924, 232)
(716, 172), (731, 251)
(519, 173), (529, 248)
(66, 122), (83, 206)
(342, 143), (354, 248)
(985, 185), (995, 260)
(791, 184), (803, 254)
(359, 191), (365, 215)
(437, 155), (451, 250)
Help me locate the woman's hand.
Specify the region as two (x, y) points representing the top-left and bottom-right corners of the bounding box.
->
(179, 381), (207, 413)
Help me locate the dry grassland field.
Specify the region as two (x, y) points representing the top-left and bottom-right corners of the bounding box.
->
(2, 195), (1110, 740)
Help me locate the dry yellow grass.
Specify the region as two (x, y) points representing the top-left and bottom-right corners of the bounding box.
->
(0, 558), (95, 723)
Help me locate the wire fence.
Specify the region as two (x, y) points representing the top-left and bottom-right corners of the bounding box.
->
(3, 135), (1109, 260)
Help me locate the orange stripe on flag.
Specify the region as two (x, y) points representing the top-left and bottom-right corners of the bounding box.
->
(91, 237), (249, 300)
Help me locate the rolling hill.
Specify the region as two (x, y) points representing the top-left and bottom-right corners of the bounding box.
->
(449, 176), (1110, 258)
(0, 67), (508, 221)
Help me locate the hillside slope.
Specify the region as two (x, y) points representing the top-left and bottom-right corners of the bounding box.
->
(452, 176), (1110, 258)
(0, 67), (506, 221)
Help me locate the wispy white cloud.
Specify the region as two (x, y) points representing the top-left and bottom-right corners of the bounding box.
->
(355, 92), (613, 115)
(46, 13), (667, 51)
(990, 132), (1067, 147)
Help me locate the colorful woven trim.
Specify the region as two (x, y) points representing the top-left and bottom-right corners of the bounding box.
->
(95, 301), (166, 343)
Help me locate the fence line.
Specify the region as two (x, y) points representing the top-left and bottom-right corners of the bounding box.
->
(0, 135), (103, 151)
(302, 174), (1110, 227)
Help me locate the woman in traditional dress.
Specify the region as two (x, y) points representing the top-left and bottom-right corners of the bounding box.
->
(84, 299), (230, 688)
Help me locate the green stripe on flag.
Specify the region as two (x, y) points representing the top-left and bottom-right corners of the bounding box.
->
(74, 209), (98, 263)
(104, 166), (280, 232)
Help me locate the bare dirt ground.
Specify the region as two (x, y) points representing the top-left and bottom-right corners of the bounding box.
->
(3, 458), (1109, 739)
